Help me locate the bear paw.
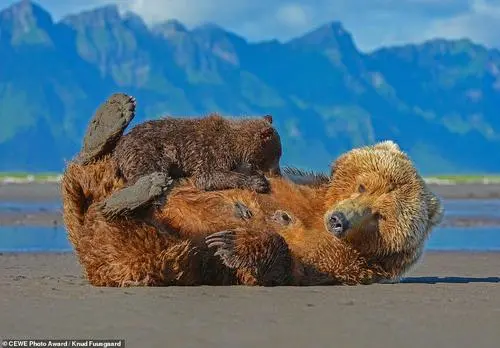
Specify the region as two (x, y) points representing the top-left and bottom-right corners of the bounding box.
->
(77, 93), (137, 164)
(245, 174), (270, 193)
(205, 230), (244, 269)
(98, 172), (173, 220)
(234, 201), (253, 220)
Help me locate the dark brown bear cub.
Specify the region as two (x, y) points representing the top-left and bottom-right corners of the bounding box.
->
(83, 95), (283, 220)
(113, 113), (281, 191)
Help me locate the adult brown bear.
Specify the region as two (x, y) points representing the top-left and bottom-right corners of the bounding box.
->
(61, 95), (443, 287)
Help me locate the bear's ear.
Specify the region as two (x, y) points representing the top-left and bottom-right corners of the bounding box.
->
(258, 127), (276, 142)
(263, 115), (273, 124)
(373, 140), (400, 153)
(427, 191), (444, 227)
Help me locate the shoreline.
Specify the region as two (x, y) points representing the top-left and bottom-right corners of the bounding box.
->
(0, 212), (63, 227)
(427, 183), (500, 199)
(3, 182), (500, 201)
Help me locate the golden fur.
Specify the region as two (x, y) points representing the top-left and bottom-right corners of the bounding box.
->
(61, 141), (443, 286)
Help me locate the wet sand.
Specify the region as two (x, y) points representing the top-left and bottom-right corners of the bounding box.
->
(0, 183), (61, 202)
(0, 252), (498, 347)
(0, 212), (63, 227)
(429, 183), (500, 200)
(3, 182), (500, 202)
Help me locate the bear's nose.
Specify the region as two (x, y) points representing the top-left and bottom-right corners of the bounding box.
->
(328, 212), (349, 237)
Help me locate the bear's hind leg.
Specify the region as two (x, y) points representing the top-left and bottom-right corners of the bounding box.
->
(77, 93), (137, 164)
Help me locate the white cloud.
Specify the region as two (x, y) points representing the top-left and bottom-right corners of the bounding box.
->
(0, 0), (498, 51)
(422, 0), (500, 48)
(275, 4), (311, 29)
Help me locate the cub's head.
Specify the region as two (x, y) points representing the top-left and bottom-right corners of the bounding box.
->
(323, 141), (443, 277)
(238, 115), (282, 176)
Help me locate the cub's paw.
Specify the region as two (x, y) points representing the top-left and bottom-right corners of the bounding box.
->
(270, 210), (294, 226)
(78, 93), (137, 164)
(245, 174), (270, 193)
(98, 172), (173, 220)
(234, 201), (253, 220)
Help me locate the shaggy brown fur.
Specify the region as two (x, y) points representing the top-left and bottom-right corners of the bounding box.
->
(61, 139), (443, 286)
(62, 156), (293, 286)
(113, 113), (281, 190)
(322, 141), (443, 281)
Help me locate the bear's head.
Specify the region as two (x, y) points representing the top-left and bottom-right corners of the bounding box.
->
(323, 140), (443, 278)
(237, 115), (282, 177)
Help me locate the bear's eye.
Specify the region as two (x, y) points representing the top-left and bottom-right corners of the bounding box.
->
(358, 184), (366, 193)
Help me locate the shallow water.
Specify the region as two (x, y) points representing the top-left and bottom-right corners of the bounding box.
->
(425, 226), (500, 251)
(0, 225), (499, 253)
(0, 226), (72, 252)
(0, 199), (499, 252)
(0, 201), (61, 214)
(443, 199), (500, 219)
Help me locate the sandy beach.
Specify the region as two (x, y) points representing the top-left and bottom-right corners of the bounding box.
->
(0, 252), (498, 347)
(1, 182), (499, 347)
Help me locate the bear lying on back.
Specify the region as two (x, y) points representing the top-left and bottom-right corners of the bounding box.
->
(63, 93), (443, 287)
(81, 94), (282, 219)
(61, 138), (443, 286)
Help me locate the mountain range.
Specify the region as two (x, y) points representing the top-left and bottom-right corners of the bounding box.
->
(1, 0), (499, 175)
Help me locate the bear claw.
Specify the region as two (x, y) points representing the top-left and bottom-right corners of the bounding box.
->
(205, 230), (242, 269)
(234, 201), (253, 220)
(247, 174), (270, 193)
(77, 93), (137, 165)
(206, 230), (236, 250)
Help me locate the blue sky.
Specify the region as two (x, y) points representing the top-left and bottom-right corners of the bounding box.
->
(1, 0), (499, 52)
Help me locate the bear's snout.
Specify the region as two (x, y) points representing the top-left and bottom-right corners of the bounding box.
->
(327, 211), (350, 237)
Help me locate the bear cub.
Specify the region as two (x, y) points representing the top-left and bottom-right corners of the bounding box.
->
(113, 113), (282, 192)
(79, 93), (283, 220)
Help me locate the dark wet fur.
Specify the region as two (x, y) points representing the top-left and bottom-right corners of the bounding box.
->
(100, 114), (282, 219)
(112, 114), (282, 191)
(79, 94), (282, 221)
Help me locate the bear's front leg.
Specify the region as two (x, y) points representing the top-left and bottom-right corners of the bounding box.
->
(97, 172), (174, 220)
(205, 228), (292, 286)
(279, 226), (391, 286)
